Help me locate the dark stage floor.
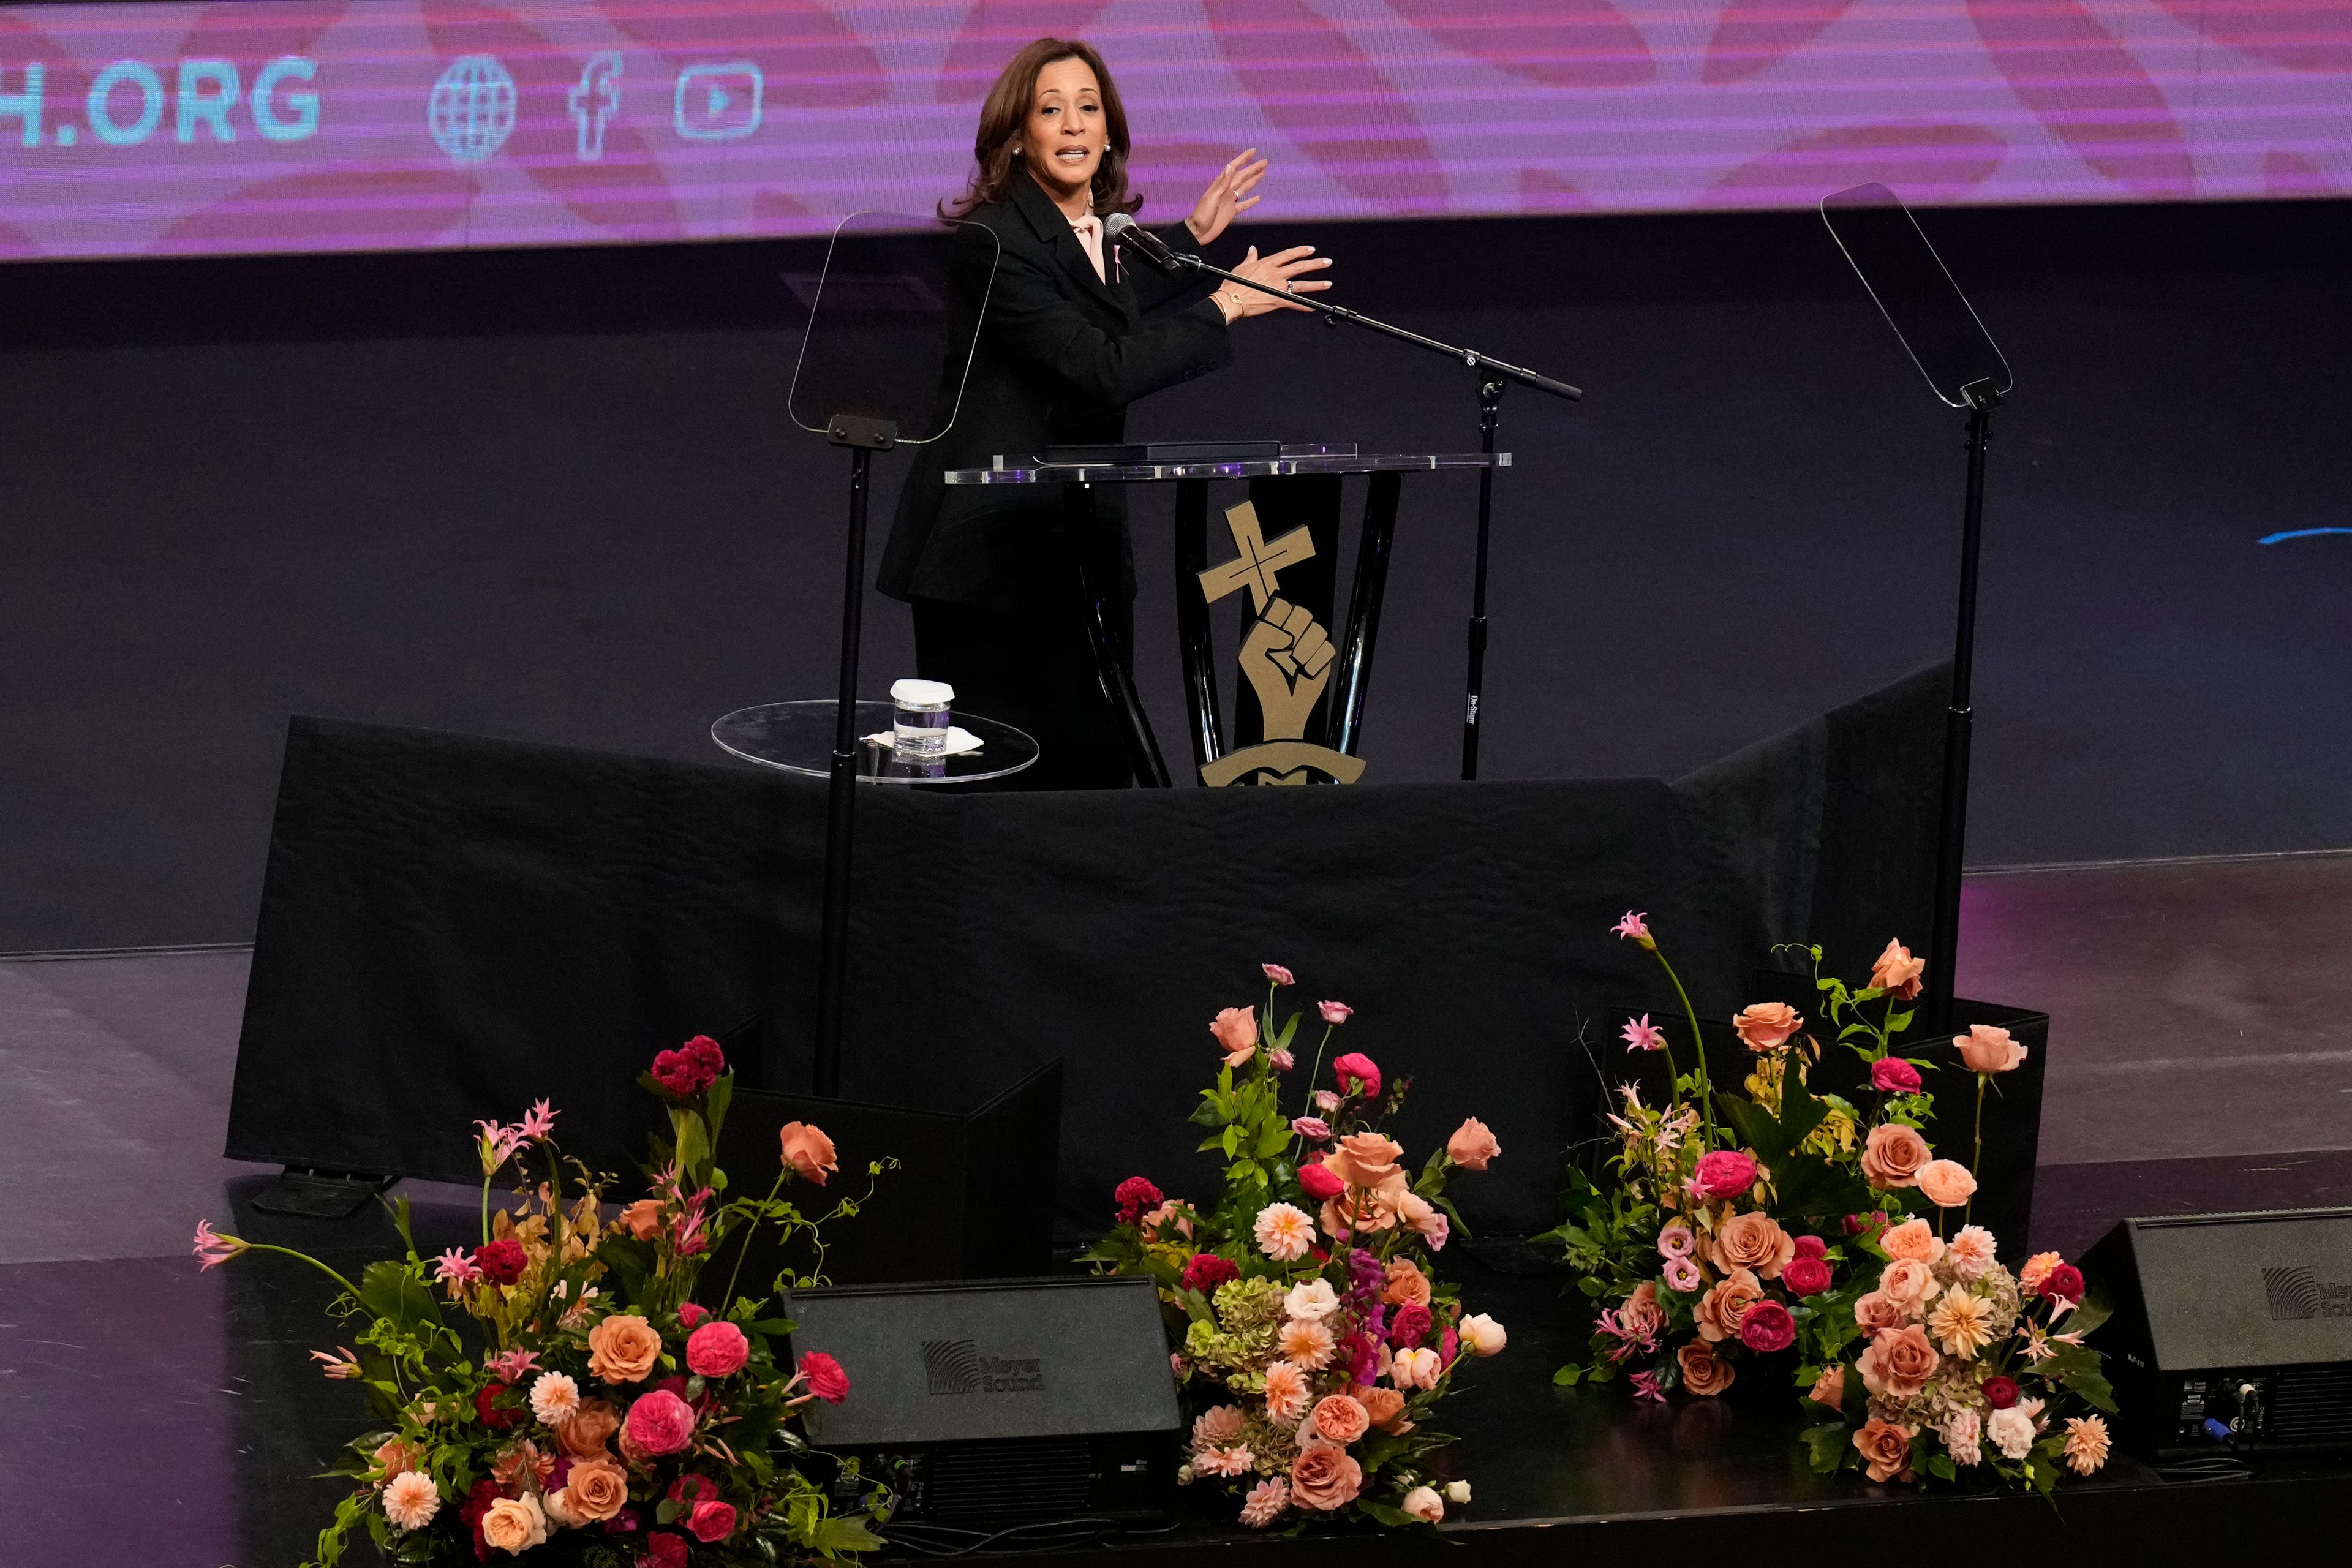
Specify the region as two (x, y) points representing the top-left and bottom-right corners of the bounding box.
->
(6, 851), (2351, 1561)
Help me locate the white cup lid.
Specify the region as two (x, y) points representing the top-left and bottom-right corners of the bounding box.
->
(890, 679), (956, 706)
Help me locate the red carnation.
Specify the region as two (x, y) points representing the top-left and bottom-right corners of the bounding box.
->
(1739, 1299), (1796, 1354)
(474, 1238), (528, 1286)
(798, 1350), (851, 1405)
(1792, 1235), (1828, 1260)
(2035, 1264), (2086, 1305)
(1870, 1057), (1923, 1094)
(474, 1382), (519, 1431)
(1982, 1375), (2019, 1409)
(1114, 1176), (1163, 1226)
(1180, 1254), (1240, 1295)
(1389, 1301), (1434, 1349)
(1782, 1256), (1833, 1297)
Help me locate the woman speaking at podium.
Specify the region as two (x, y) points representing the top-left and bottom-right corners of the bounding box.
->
(876, 37), (1332, 790)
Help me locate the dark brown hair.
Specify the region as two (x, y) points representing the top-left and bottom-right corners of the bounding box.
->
(941, 38), (1142, 220)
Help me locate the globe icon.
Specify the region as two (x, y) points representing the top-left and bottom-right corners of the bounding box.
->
(428, 55), (517, 163)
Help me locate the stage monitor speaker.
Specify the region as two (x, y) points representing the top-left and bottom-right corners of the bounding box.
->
(2086, 1207), (2352, 1459)
(789, 1275), (1181, 1526)
(702, 1061), (1060, 1298)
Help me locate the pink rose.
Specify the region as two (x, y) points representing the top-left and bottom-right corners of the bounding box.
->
(1298, 1159), (1346, 1202)
(1310, 1394), (1371, 1445)
(798, 1350), (851, 1404)
(1263, 963), (1295, 986)
(1739, 1298), (1796, 1353)
(1211, 1006), (1257, 1068)
(1289, 1445), (1363, 1510)
(677, 1302), (708, 1329)
(1291, 1117), (1332, 1141)
(1955, 1024), (2028, 1074)
(1917, 1159), (1977, 1208)
(641, 1534), (690, 1568)
(1318, 1001), (1352, 1025)
(1870, 1057), (1922, 1094)
(685, 1499), (737, 1544)
(1446, 1117), (1501, 1171)
(1732, 1001), (1803, 1052)
(1691, 1149), (1757, 1199)
(779, 1121), (838, 1185)
(1782, 1256), (1833, 1296)
(685, 1321), (748, 1378)
(624, 1390), (696, 1456)
(1793, 1234), (1828, 1259)
(1331, 1053), (1382, 1099)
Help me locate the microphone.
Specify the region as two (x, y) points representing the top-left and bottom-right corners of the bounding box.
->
(1104, 211), (1182, 271)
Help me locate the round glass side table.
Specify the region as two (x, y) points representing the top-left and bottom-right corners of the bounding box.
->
(712, 699), (1038, 785)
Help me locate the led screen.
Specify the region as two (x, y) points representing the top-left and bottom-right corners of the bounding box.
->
(0, 0), (2346, 260)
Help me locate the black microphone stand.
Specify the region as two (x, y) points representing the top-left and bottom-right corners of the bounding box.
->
(1120, 232), (1581, 780)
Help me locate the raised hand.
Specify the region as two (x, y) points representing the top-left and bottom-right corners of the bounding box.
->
(1186, 148), (1268, 247)
(1212, 244), (1335, 322)
(1239, 597), (1336, 739)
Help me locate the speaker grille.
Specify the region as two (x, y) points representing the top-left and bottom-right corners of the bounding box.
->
(922, 1438), (1094, 1521)
(2270, 1365), (2352, 1445)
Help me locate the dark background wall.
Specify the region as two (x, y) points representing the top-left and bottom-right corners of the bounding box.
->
(4, 197), (2348, 952)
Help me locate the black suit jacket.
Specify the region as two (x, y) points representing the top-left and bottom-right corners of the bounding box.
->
(878, 173), (1233, 614)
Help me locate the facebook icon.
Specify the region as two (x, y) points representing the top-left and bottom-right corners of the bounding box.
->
(567, 51), (622, 162)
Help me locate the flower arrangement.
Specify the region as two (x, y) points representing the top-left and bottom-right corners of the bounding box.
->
(1542, 915), (2114, 1491)
(1081, 966), (1505, 1531)
(194, 1035), (894, 1566)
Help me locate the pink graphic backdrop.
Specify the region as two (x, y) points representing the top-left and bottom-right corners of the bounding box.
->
(0, 0), (2346, 260)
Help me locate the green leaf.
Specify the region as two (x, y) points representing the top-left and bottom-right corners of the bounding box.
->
(1766, 1153), (1874, 1223)
(705, 1072), (734, 1145)
(1800, 1422), (1850, 1473)
(1926, 1454), (1956, 1480)
(1254, 1122), (1290, 1158)
(1220, 1125), (1240, 1157)
(1355, 1501), (1415, 1528)
(673, 1109), (711, 1184)
(1553, 1363), (1583, 1385)
(2040, 1344), (2117, 1414)
(357, 1260), (443, 1333)
(2065, 1290), (2114, 1339)
(814, 1516), (886, 1554)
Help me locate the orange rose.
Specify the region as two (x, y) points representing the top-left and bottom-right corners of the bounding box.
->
(779, 1121), (838, 1186)
(1955, 1023), (2027, 1074)
(1857, 1324), (1940, 1400)
(560, 1398), (622, 1459)
(1878, 1257), (1937, 1314)
(1289, 1445), (1364, 1511)
(1210, 1006), (1257, 1068)
(1808, 1365), (1846, 1408)
(1708, 1210), (1795, 1280)
(1853, 1291), (1907, 1332)
(1325, 1133), (1404, 1190)
(1732, 1001), (1803, 1052)
(1880, 1217), (1943, 1264)
(1677, 1339), (1736, 1396)
(560, 1457), (630, 1523)
(619, 1199), (662, 1242)
(1446, 1118), (1501, 1171)
(1694, 1267), (1762, 1343)
(1382, 1259), (1432, 1308)
(1917, 1159), (1977, 1209)
(1860, 1123), (1930, 1189)
(480, 1494), (548, 1555)
(1353, 1385), (1408, 1431)
(1310, 1395), (1371, 1446)
(1869, 939), (1926, 1001)
(587, 1314), (663, 1384)
(373, 1438), (413, 1480)
(1853, 1417), (1915, 1482)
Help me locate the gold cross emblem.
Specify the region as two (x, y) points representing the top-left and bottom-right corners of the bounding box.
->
(1197, 500), (1315, 613)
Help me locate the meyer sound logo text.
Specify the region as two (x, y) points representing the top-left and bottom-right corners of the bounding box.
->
(921, 1339), (1045, 1395)
(2263, 1265), (2352, 1320)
